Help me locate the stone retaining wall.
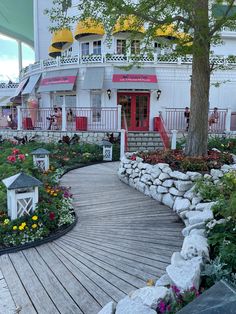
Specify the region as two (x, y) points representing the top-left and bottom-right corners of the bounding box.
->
(0, 130), (116, 144)
(98, 154), (236, 314)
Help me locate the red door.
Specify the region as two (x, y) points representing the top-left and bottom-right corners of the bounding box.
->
(118, 92), (150, 131)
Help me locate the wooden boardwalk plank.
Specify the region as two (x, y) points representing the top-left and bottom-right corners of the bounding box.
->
(0, 162), (184, 314)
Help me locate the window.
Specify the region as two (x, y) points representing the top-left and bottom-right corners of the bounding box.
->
(81, 42), (89, 55)
(93, 41), (101, 55)
(131, 40), (140, 54)
(117, 39), (126, 54)
(91, 92), (101, 122)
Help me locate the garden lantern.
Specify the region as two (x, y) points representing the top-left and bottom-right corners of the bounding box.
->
(2, 172), (42, 220)
(102, 140), (113, 161)
(31, 148), (50, 171)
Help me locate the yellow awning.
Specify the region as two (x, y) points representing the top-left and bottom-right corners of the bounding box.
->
(155, 24), (179, 39)
(48, 45), (62, 58)
(51, 28), (73, 50)
(74, 18), (105, 39)
(113, 16), (145, 34)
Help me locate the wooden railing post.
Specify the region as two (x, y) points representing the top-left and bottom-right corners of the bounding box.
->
(171, 130), (177, 149)
(120, 129), (126, 160)
(117, 105), (122, 130)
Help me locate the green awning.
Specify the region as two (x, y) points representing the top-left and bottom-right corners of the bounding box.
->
(0, 0), (33, 47)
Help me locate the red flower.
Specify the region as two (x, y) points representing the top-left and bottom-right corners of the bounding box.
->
(12, 148), (19, 155)
(130, 154), (136, 161)
(7, 155), (16, 163)
(18, 154), (26, 161)
(49, 212), (55, 221)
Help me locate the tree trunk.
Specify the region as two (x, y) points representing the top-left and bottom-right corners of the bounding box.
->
(185, 0), (210, 156)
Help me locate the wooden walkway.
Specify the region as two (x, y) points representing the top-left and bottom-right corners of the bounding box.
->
(0, 162), (184, 314)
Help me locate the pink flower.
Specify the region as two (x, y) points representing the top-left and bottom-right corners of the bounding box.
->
(18, 154), (26, 161)
(7, 155), (16, 163)
(171, 285), (180, 295)
(158, 300), (166, 313)
(130, 154), (136, 161)
(12, 148), (19, 155)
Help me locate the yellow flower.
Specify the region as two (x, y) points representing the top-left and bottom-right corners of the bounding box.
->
(32, 224), (37, 229)
(12, 226), (18, 230)
(32, 215), (38, 221)
(19, 226), (24, 231)
(3, 219), (10, 225)
(53, 193), (57, 196)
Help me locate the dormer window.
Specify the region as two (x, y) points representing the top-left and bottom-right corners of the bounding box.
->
(131, 40), (140, 54)
(93, 41), (101, 55)
(117, 39), (126, 54)
(81, 42), (89, 55)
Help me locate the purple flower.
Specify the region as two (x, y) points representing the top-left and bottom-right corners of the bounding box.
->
(158, 300), (166, 313)
(171, 285), (180, 295)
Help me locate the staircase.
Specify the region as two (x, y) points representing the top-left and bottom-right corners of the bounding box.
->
(127, 131), (164, 152)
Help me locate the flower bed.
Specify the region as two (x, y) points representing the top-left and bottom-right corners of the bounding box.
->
(97, 152), (236, 314)
(0, 141), (104, 249)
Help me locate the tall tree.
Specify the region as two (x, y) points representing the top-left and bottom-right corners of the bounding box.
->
(46, 0), (236, 156)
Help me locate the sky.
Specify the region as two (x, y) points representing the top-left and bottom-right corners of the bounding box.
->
(0, 34), (35, 83)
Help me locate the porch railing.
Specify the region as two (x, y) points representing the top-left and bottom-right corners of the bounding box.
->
(154, 115), (170, 149)
(20, 107), (118, 132)
(163, 108), (227, 133)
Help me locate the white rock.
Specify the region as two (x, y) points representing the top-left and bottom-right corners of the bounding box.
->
(221, 164), (232, 173)
(173, 198), (191, 213)
(169, 187), (184, 196)
(195, 202), (216, 212)
(213, 179), (220, 184)
(155, 193), (163, 202)
(186, 171), (202, 181)
(162, 193), (175, 208)
(187, 210), (213, 225)
(157, 163), (170, 170)
(136, 157), (143, 163)
(157, 186), (168, 194)
(184, 189), (195, 200)
(169, 171), (189, 180)
(130, 172), (139, 179)
(192, 197), (202, 206)
(190, 229), (206, 237)
(121, 157), (130, 163)
(171, 252), (203, 268)
(138, 162), (146, 170)
(129, 178), (135, 188)
(98, 302), (116, 314)
(210, 169), (223, 178)
(144, 186), (151, 196)
(141, 174), (152, 184)
(124, 163), (132, 169)
(174, 181), (194, 192)
(182, 222), (206, 237)
(150, 166), (162, 179)
(134, 168), (140, 173)
(203, 174), (212, 180)
(116, 296), (157, 314)
(153, 178), (162, 186)
(126, 169), (133, 175)
(118, 167), (126, 175)
(155, 274), (172, 287)
(181, 234), (209, 260)
(162, 166), (172, 174)
(179, 210), (188, 220)
(159, 173), (170, 181)
(162, 179), (174, 188)
(131, 287), (169, 309)
(166, 263), (201, 291)
(136, 182), (146, 193)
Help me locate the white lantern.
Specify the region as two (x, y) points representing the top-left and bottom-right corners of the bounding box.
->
(102, 140), (113, 161)
(2, 172), (42, 220)
(31, 148), (50, 171)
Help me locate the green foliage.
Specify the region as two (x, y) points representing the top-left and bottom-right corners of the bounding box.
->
(0, 141), (104, 248)
(208, 136), (236, 154)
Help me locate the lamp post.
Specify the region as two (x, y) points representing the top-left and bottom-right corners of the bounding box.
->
(156, 89), (162, 100)
(2, 172), (42, 220)
(107, 89), (112, 100)
(31, 148), (50, 172)
(102, 140), (113, 161)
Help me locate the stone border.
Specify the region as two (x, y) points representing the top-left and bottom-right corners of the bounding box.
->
(98, 155), (236, 314)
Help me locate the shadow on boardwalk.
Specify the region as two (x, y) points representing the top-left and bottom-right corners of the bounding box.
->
(0, 162), (183, 314)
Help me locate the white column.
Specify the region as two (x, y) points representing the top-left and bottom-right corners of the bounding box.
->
(62, 96), (66, 131)
(225, 107), (232, 132)
(171, 130), (177, 150)
(17, 106), (22, 130)
(120, 129), (126, 160)
(17, 40), (23, 76)
(117, 104), (122, 130)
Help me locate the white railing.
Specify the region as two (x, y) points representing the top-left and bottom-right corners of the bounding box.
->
(18, 53), (236, 80)
(162, 107), (228, 133)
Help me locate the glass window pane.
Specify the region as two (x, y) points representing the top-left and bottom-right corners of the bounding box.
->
(91, 92), (102, 122)
(81, 42), (89, 55)
(131, 40), (140, 54)
(93, 41), (101, 55)
(117, 40), (126, 54)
